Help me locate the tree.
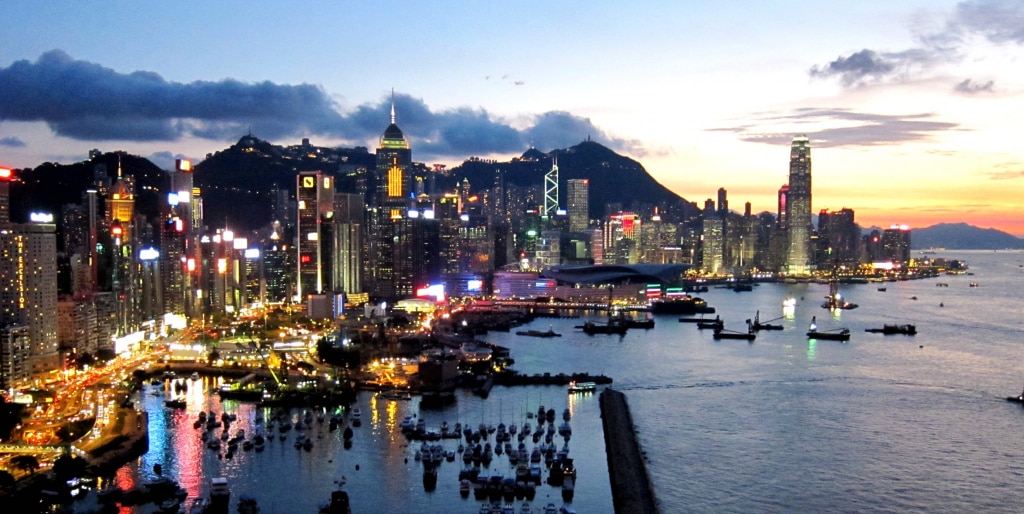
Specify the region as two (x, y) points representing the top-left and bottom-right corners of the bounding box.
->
(10, 455), (39, 475)
(0, 469), (15, 489)
(52, 453), (87, 481)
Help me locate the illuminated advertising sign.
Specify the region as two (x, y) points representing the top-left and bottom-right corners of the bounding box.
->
(233, 238), (248, 250)
(0, 168), (12, 180)
(175, 159), (192, 172)
(29, 212), (54, 223)
(139, 248), (160, 260)
(467, 280), (483, 292)
(244, 249), (260, 259)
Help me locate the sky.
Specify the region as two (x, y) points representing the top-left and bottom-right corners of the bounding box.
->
(2, 0), (1023, 235)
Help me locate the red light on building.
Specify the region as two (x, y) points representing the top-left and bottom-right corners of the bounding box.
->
(111, 222), (123, 237)
(0, 168), (12, 180)
(300, 254), (311, 264)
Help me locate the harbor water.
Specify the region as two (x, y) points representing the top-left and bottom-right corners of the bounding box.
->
(111, 250), (1024, 513)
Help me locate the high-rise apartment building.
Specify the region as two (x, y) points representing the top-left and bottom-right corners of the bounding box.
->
(785, 136), (813, 274)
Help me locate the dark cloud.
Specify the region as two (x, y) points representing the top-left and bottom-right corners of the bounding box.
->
(809, 48), (950, 87)
(0, 136), (26, 147)
(711, 108), (959, 148)
(812, 1), (1024, 88)
(954, 0), (1024, 44)
(0, 50), (640, 159)
(954, 78), (995, 93)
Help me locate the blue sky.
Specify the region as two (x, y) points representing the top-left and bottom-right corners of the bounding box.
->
(2, 0), (1024, 234)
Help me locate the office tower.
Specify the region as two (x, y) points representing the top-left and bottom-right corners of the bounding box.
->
(296, 171), (335, 299)
(375, 102), (412, 208)
(882, 225), (912, 269)
(108, 176), (136, 335)
(367, 103), (420, 300)
(818, 208), (859, 268)
(717, 188), (728, 217)
(777, 185), (789, 229)
(160, 192), (188, 317)
(331, 193), (363, 296)
(785, 136), (813, 274)
(0, 219), (60, 383)
(701, 217), (724, 274)
(544, 157), (559, 217)
(567, 179), (589, 233)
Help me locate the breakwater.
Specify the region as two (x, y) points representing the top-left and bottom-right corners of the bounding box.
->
(601, 389), (658, 514)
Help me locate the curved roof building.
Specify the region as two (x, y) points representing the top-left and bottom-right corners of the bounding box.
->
(542, 263), (690, 286)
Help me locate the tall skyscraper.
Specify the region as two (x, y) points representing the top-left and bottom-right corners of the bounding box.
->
(0, 218), (60, 383)
(375, 102), (412, 209)
(544, 157), (559, 217)
(717, 187), (728, 217)
(566, 179), (589, 233)
(785, 136), (813, 275)
(296, 171), (335, 299)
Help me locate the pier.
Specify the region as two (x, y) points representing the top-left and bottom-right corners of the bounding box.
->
(601, 389), (658, 514)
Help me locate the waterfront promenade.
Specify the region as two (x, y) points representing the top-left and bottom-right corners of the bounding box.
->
(601, 388), (658, 514)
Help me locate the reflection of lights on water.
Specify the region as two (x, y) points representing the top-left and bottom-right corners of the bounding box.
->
(807, 339), (817, 360)
(782, 297), (796, 318)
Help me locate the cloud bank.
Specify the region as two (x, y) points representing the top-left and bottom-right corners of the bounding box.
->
(810, 0), (1023, 88)
(0, 50), (639, 158)
(710, 108), (958, 148)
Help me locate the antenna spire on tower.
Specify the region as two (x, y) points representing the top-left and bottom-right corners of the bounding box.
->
(390, 88), (396, 125)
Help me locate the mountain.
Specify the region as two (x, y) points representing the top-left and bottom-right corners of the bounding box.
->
(910, 223), (1024, 250)
(448, 140), (697, 222)
(194, 135), (376, 231)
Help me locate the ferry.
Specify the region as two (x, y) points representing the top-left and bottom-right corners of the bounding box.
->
(567, 381), (596, 394)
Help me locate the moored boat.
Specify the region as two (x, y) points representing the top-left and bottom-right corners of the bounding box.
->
(865, 323), (917, 335)
(807, 328), (851, 341)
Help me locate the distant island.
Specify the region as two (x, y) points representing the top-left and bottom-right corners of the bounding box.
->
(905, 223), (1024, 250)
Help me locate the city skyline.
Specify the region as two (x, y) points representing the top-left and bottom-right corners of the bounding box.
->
(2, 1), (1023, 235)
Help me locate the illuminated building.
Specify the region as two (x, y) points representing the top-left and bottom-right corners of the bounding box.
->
(785, 136), (813, 275)
(0, 325), (30, 389)
(0, 167), (10, 223)
(160, 191), (188, 317)
(330, 193), (363, 297)
(544, 157), (559, 217)
(701, 217), (724, 274)
(296, 171), (335, 299)
(567, 178), (589, 233)
(263, 226), (292, 303)
(882, 225), (912, 269)
(0, 218), (60, 383)
(818, 208), (860, 268)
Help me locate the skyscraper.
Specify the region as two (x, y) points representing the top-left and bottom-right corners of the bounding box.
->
(0, 218), (59, 384)
(785, 136), (813, 274)
(296, 171), (335, 299)
(566, 179), (589, 233)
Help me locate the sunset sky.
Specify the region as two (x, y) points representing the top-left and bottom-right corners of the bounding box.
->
(2, 1), (1023, 234)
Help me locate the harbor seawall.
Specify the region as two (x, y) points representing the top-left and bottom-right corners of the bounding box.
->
(601, 388), (658, 514)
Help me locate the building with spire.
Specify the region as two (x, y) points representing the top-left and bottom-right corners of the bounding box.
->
(785, 136), (813, 275)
